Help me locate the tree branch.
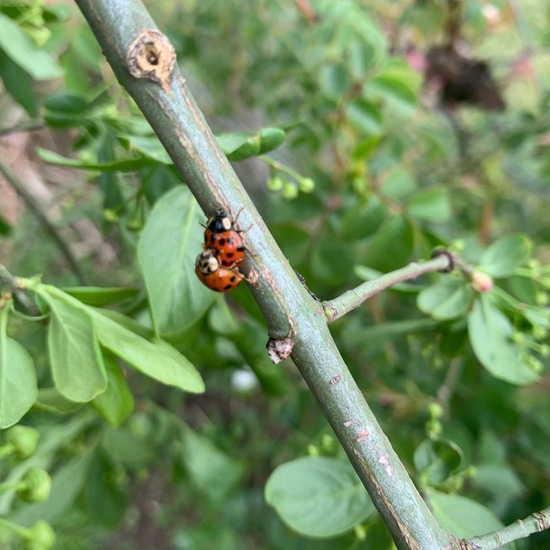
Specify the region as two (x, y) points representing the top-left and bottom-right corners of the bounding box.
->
(323, 254), (453, 323)
(465, 506), (550, 549)
(0, 159), (88, 285)
(74, 1), (456, 547)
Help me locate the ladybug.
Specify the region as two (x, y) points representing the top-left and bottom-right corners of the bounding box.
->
(203, 209), (246, 269)
(195, 248), (244, 293)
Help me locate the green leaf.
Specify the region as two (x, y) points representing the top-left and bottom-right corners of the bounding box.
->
(380, 168), (417, 199)
(118, 134), (174, 165)
(92, 354), (134, 427)
(257, 127), (286, 154)
(0, 14), (63, 80)
(417, 279), (473, 320)
(366, 215), (414, 272)
(346, 98), (383, 135)
(180, 425), (244, 502)
(428, 491), (511, 545)
(138, 186), (215, 336)
(36, 147), (151, 172)
(319, 62), (351, 100)
(90, 308), (204, 394)
(408, 187), (452, 223)
(265, 457), (375, 538)
(414, 439), (463, 484)
(351, 135), (382, 161)
(0, 48), (39, 117)
(63, 287), (140, 307)
(0, 331), (38, 428)
(85, 452), (127, 528)
(480, 234), (532, 277)
(43, 91), (89, 114)
(341, 197), (387, 240)
(468, 296), (539, 385)
(40, 289), (107, 402)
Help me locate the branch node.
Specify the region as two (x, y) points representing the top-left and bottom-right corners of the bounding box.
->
(430, 249), (455, 272)
(127, 29), (176, 93)
(266, 336), (294, 364)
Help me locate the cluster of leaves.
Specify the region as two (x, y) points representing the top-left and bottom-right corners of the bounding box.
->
(1, 0), (550, 548)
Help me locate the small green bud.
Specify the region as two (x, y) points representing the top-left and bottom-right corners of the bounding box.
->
(298, 177), (315, 193)
(17, 468), (52, 503)
(282, 182), (299, 200)
(471, 272), (493, 292)
(6, 426), (40, 460)
(24, 521), (56, 550)
(103, 209), (119, 223)
(266, 176), (284, 192)
(307, 444), (319, 457)
(536, 292), (548, 306)
(428, 402), (443, 420)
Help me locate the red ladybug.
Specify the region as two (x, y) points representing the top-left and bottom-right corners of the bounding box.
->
(203, 209), (246, 269)
(195, 248), (244, 292)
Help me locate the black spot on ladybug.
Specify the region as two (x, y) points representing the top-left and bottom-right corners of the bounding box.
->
(237, 245), (245, 252)
(230, 276), (236, 282)
(219, 237), (226, 246)
(226, 252), (234, 258)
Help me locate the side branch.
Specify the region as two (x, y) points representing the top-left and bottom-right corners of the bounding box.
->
(465, 505), (550, 549)
(0, 159), (88, 285)
(323, 254), (453, 323)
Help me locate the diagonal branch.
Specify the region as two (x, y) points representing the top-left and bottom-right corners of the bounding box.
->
(74, 1), (455, 548)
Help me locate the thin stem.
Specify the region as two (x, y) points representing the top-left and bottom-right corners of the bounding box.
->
(466, 506), (550, 550)
(323, 255), (452, 323)
(0, 120), (44, 137)
(0, 159), (88, 285)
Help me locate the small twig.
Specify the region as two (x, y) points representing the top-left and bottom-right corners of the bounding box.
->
(0, 264), (41, 316)
(465, 505), (550, 550)
(0, 159), (88, 285)
(0, 120), (44, 137)
(323, 254), (453, 323)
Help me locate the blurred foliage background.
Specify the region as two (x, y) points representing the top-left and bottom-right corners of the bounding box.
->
(0, 0), (549, 548)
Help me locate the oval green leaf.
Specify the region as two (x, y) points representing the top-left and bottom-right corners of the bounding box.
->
(0, 335), (38, 428)
(265, 457), (375, 538)
(480, 234), (532, 278)
(42, 291), (107, 402)
(468, 296), (539, 385)
(137, 186), (215, 336)
(417, 279), (473, 320)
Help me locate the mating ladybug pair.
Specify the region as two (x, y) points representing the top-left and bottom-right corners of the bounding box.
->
(195, 209), (247, 292)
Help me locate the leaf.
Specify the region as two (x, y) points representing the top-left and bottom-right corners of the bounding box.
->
(138, 186), (215, 336)
(319, 62), (351, 100)
(180, 425), (244, 502)
(92, 355), (134, 427)
(0, 14), (63, 80)
(41, 290), (107, 402)
(90, 308), (204, 394)
(36, 147), (151, 172)
(428, 491), (514, 548)
(0, 48), (39, 117)
(408, 187), (452, 223)
(380, 168), (417, 199)
(0, 333), (38, 428)
(366, 215), (414, 272)
(257, 127), (286, 154)
(118, 135), (174, 165)
(480, 234), (532, 278)
(63, 287), (140, 307)
(265, 457), (375, 538)
(346, 98), (383, 135)
(468, 296), (539, 385)
(414, 439), (463, 484)
(417, 279), (473, 320)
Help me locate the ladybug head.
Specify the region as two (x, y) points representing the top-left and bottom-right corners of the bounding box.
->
(195, 249), (219, 274)
(207, 209), (232, 232)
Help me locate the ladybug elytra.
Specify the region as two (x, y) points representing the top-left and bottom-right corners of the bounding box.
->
(195, 248), (244, 293)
